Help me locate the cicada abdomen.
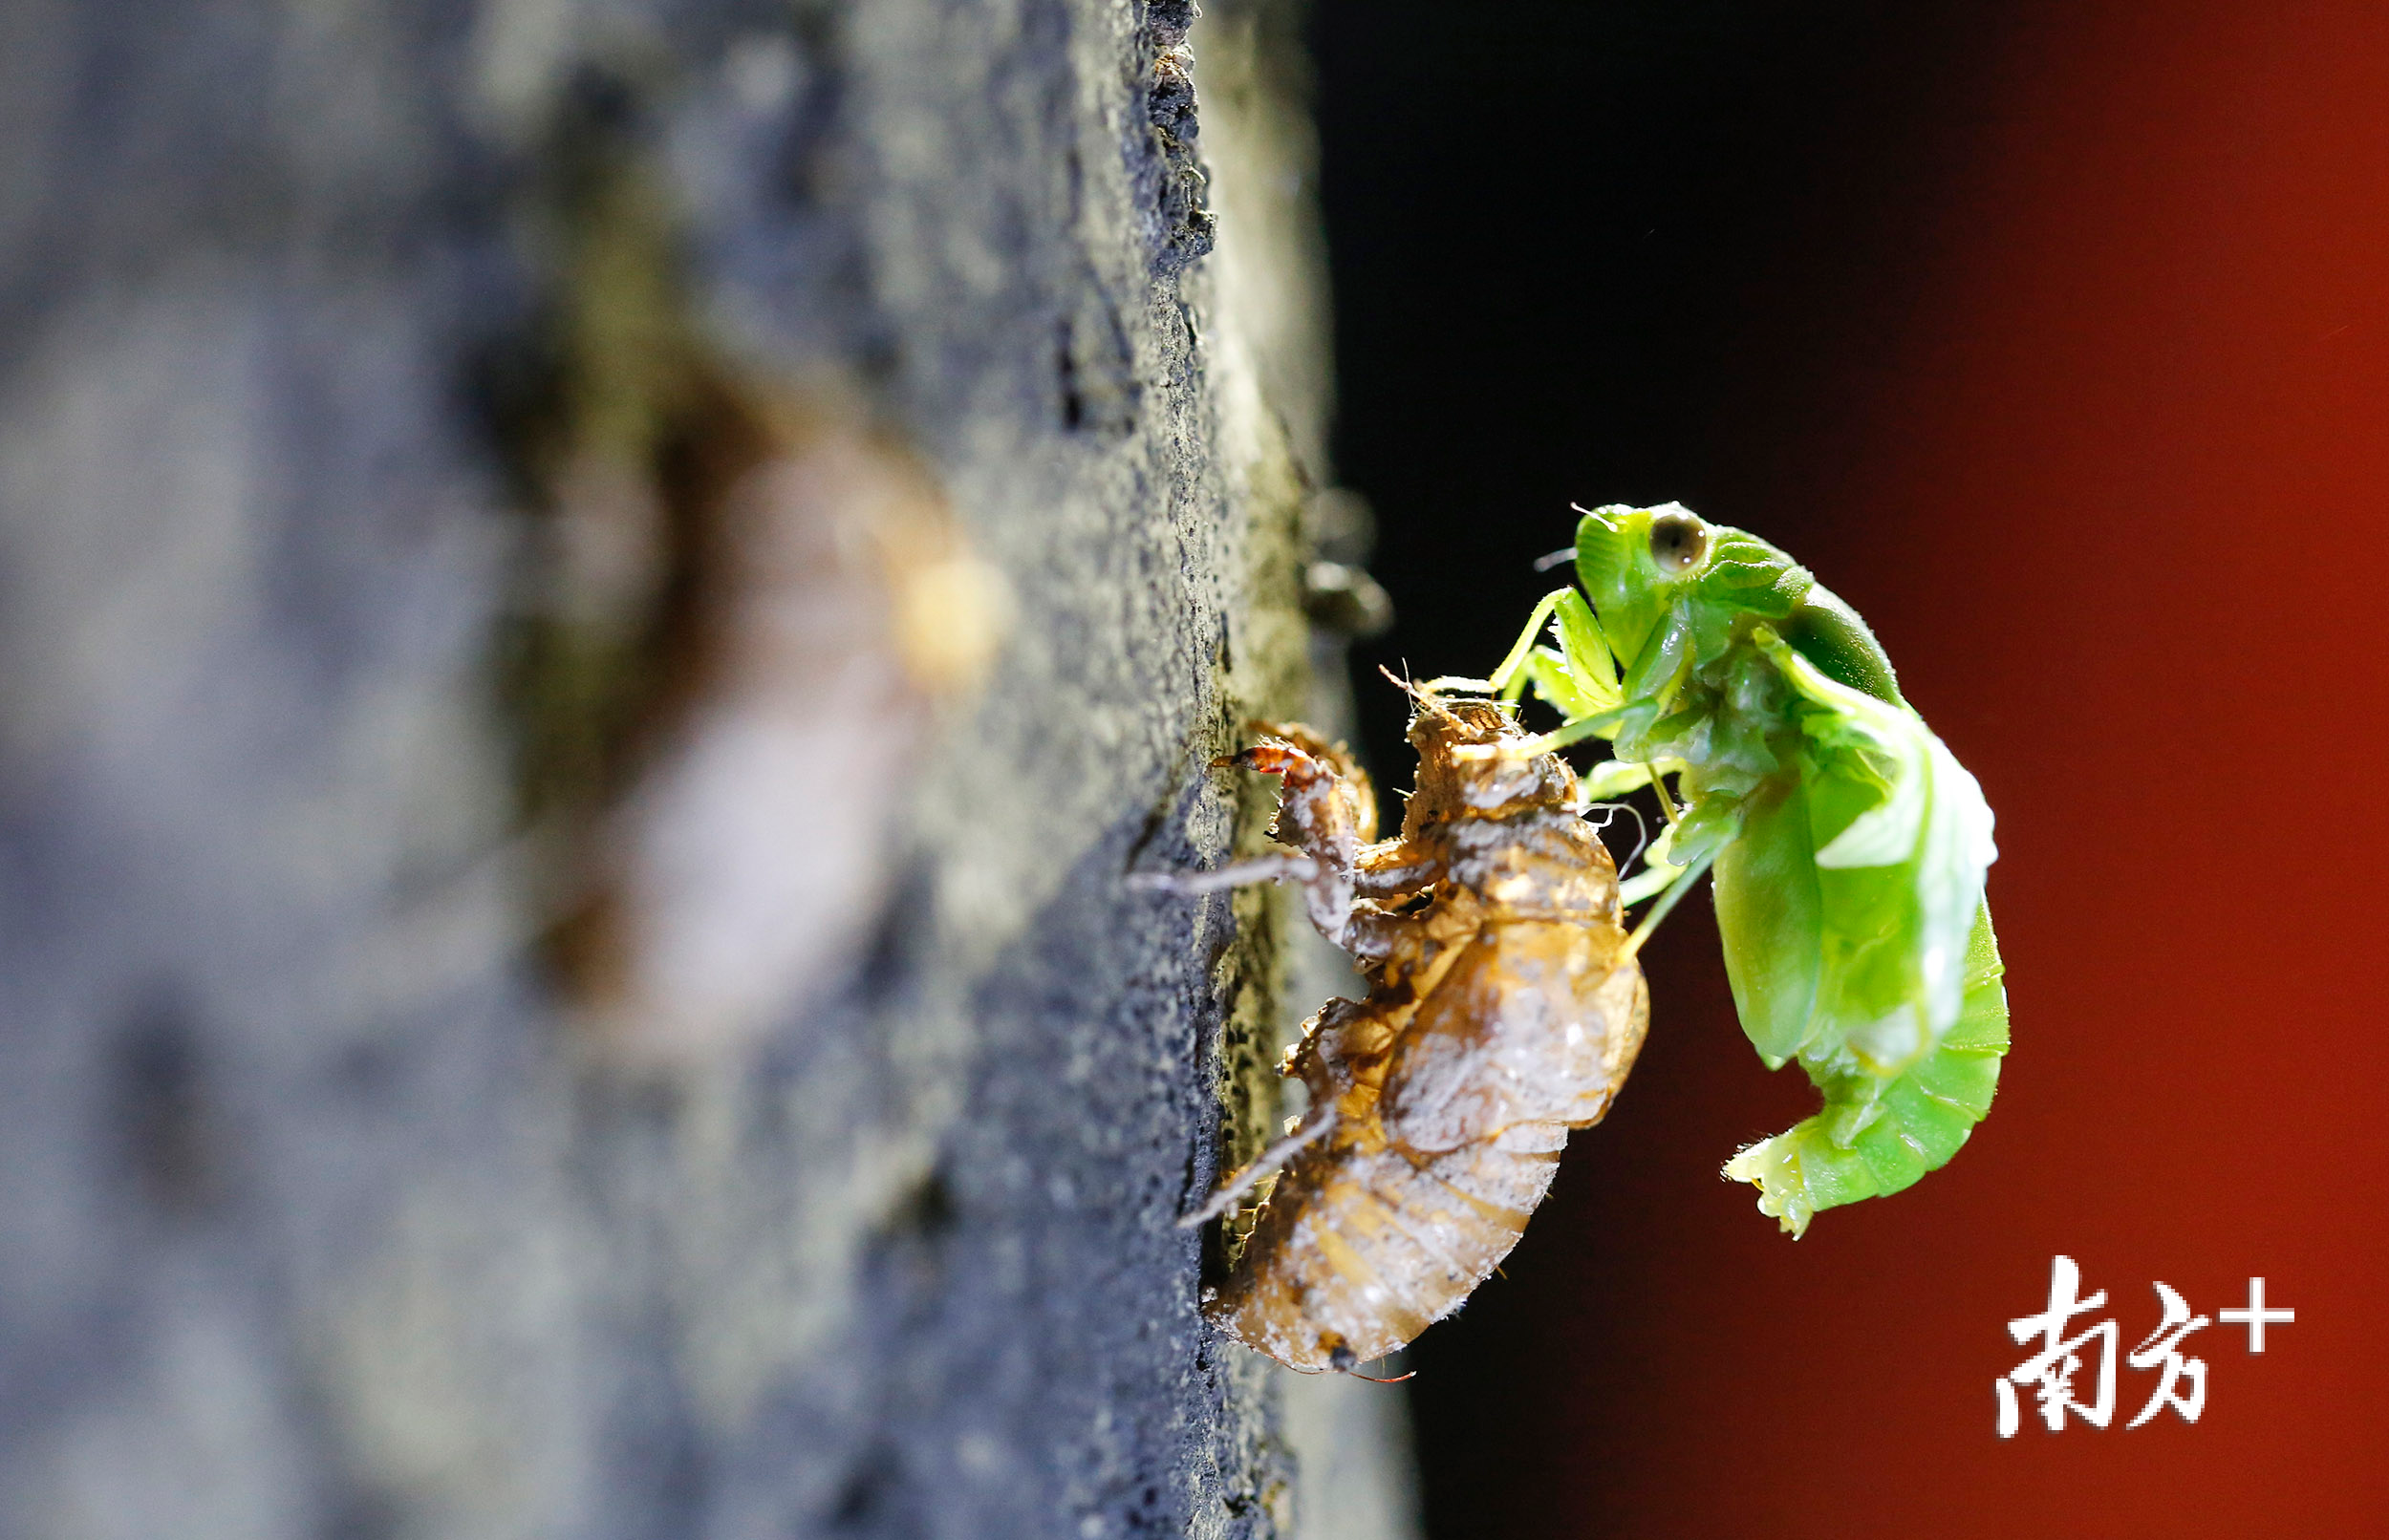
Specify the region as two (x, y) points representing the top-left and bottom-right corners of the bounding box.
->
(1188, 698), (1647, 1372)
(1721, 902), (2008, 1235)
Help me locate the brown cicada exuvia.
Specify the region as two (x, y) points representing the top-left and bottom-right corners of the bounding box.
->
(1152, 691), (1648, 1373)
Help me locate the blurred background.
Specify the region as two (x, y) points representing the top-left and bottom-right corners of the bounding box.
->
(1312, 0), (2389, 1534)
(0, 2), (1380, 1533)
(7, 0), (2387, 1533)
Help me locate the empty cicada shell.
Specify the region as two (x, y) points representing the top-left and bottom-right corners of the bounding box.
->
(1174, 694), (1648, 1373)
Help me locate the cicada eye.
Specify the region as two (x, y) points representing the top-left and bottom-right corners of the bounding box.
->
(1648, 513), (1709, 573)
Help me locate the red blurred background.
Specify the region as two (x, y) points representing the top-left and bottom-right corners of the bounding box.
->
(1316, 1), (2389, 1533)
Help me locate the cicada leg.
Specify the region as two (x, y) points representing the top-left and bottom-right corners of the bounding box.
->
(1129, 725), (1381, 949)
(1129, 853), (1319, 895)
(1424, 586), (1569, 703)
(1177, 1100), (1341, 1229)
(1181, 986), (1404, 1230)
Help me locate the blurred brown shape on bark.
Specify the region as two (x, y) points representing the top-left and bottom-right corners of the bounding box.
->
(0, 1), (1414, 1536)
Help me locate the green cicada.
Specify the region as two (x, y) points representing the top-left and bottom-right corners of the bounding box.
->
(1434, 503), (2008, 1236)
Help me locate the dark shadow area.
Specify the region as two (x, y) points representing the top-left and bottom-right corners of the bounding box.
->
(1312, 5), (2012, 1536)
(1316, 0), (2007, 774)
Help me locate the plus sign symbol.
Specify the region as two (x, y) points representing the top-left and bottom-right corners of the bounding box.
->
(2217, 1276), (2296, 1353)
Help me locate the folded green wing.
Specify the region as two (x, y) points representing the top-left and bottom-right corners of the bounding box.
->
(1722, 905), (2009, 1235)
(1711, 631), (2005, 1234)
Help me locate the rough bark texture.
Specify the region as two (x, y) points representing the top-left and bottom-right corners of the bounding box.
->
(0, 2), (1414, 1536)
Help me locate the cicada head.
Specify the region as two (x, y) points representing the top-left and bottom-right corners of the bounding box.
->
(1401, 695), (1577, 836)
(1573, 503), (1813, 674)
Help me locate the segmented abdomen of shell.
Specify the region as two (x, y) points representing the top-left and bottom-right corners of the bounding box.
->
(1209, 920), (1648, 1372)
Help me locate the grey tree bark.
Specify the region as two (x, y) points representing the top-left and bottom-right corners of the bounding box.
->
(0, 1), (1415, 1537)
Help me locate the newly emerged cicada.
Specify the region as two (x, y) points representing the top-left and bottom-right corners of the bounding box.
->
(1438, 503), (2010, 1236)
(1157, 697), (1648, 1373)
(1159, 504), (2005, 1372)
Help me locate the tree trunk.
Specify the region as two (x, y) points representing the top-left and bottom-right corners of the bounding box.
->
(0, 1), (1414, 1535)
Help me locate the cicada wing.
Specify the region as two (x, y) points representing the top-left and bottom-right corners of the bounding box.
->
(1708, 632), (2004, 1235)
(1754, 631), (1995, 1074)
(1711, 772), (1822, 1068)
